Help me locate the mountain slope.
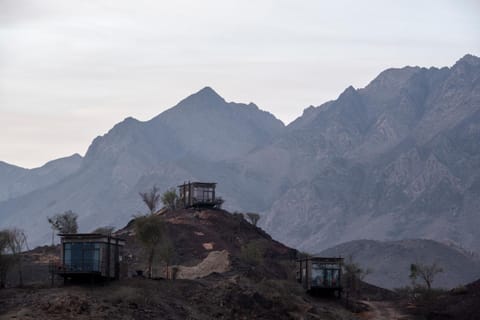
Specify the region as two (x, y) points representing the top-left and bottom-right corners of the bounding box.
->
(0, 87), (285, 245)
(0, 56), (479, 257)
(0, 161), (27, 201)
(0, 154), (82, 202)
(261, 54), (480, 254)
(0, 208), (356, 320)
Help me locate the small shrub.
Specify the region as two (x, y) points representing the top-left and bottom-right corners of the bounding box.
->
(240, 240), (267, 266)
(245, 213), (261, 226)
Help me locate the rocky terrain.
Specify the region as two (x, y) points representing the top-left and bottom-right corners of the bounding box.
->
(421, 278), (480, 320)
(0, 87), (285, 245)
(320, 239), (480, 289)
(261, 54), (480, 254)
(0, 208), (356, 320)
(1, 208), (478, 319)
(0, 54), (479, 259)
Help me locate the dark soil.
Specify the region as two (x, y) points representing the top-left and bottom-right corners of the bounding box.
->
(420, 279), (480, 320)
(0, 208), (355, 319)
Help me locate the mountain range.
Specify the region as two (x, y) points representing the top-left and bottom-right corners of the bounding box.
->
(0, 54), (479, 256)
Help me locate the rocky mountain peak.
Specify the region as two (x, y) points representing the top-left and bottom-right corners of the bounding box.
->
(1, 54), (479, 259)
(455, 54), (480, 67)
(176, 86), (226, 109)
(337, 85), (359, 102)
(366, 66), (421, 92)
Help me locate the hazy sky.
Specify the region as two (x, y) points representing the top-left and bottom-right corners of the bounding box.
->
(1, 0), (479, 168)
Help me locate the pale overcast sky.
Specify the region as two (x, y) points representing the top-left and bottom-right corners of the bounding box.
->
(1, 0), (479, 168)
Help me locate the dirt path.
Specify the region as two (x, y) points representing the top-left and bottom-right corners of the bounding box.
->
(358, 301), (412, 320)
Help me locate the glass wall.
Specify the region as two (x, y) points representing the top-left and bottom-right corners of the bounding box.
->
(311, 262), (341, 288)
(193, 186), (214, 203)
(63, 242), (101, 272)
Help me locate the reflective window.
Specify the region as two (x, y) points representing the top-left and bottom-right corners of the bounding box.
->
(311, 262), (341, 287)
(63, 242), (101, 272)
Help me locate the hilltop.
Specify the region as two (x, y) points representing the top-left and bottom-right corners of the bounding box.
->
(116, 208), (296, 279)
(0, 208), (356, 320)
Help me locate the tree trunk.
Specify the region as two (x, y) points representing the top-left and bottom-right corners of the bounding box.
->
(18, 264), (23, 287)
(148, 249), (154, 279)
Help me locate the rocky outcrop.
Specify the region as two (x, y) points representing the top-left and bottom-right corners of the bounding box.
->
(262, 54), (480, 254)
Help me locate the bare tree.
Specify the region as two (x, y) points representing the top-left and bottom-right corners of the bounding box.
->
(410, 262), (443, 290)
(139, 185), (161, 214)
(47, 210), (79, 237)
(159, 238), (175, 279)
(245, 212), (261, 226)
(161, 188), (178, 210)
(134, 214), (164, 278)
(0, 231), (13, 288)
(1, 228), (28, 287)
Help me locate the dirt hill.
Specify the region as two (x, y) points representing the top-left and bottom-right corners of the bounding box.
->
(116, 208), (296, 280)
(0, 208), (356, 319)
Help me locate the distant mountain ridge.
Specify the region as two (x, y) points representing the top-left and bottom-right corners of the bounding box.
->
(0, 55), (478, 257)
(319, 239), (480, 289)
(0, 154), (82, 202)
(0, 87), (285, 244)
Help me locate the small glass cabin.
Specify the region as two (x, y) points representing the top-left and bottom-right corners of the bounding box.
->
(58, 233), (125, 281)
(178, 182), (218, 208)
(297, 257), (343, 296)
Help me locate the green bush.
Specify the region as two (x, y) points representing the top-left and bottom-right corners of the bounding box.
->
(240, 240), (267, 266)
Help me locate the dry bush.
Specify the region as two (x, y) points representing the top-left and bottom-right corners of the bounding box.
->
(240, 239), (268, 266)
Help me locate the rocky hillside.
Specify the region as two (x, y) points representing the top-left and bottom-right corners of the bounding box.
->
(0, 208), (357, 320)
(0, 55), (479, 257)
(0, 154), (82, 202)
(319, 239), (480, 289)
(0, 87), (285, 245)
(262, 54), (480, 254)
(116, 208), (297, 280)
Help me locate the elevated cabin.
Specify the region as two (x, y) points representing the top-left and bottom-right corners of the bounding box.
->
(178, 182), (220, 208)
(297, 257), (343, 296)
(57, 233), (125, 281)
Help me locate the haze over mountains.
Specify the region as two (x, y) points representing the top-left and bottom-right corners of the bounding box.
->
(0, 55), (479, 259)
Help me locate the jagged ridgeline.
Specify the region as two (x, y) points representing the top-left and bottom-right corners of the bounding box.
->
(0, 55), (479, 257)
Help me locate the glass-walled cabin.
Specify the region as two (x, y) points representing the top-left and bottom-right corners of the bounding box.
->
(63, 242), (101, 272)
(297, 257), (343, 295)
(58, 233), (125, 280)
(178, 182), (217, 208)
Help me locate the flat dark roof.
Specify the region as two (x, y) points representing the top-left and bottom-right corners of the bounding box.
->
(58, 233), (125, 242)
(297, 257), (344, 263)
(177, 182), (217, 187)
